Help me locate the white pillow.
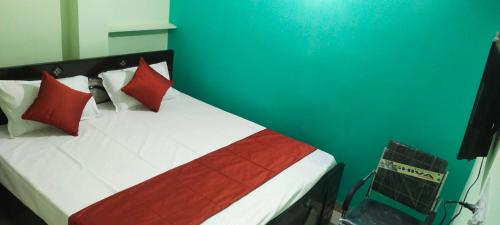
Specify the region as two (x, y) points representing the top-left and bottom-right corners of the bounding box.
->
(0, 75), (100, 137)
(123, 61), (171, 79)
(98, 61), (179, 112)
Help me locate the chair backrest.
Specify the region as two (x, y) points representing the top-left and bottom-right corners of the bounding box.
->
(370, 141), (448, 214)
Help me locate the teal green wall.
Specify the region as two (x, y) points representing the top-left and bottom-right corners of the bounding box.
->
(168, 0), (500, 222)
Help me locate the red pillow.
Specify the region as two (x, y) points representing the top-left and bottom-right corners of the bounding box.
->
(22, 72), (92, 136)
(121, 57), (171, 112)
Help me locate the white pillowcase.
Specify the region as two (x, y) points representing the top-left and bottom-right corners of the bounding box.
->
(0, 75), (99, 137)
(122, 61), (171, 79)
(98, 61), (179, 112)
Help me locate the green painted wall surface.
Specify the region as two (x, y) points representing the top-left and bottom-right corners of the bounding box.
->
(75, 0), (109, 59)
(0, 0), (62, 67)
(169, 0), (500, 222)
(108, 30), (169, 56)
(107, 0), (170, 26)
(106, 0), (171, 57)
(61, 0), (80, 60)
(1, 0), (171, 64)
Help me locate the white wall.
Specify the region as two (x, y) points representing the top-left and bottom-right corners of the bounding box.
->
(1, 0), (171, 67)
(74, 0), (172, 59)
(0, 0), (63, 67)
(107, 0), (171, 56)
(452, 136), (500, 225)
(76, 0), (110, 59)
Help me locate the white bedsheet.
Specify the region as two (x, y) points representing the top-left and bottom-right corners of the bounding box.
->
(0, 90), (336, 225)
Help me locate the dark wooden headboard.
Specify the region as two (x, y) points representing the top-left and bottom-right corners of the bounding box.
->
(0, 50), (174, 125)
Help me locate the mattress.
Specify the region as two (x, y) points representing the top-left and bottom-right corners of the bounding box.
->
(0, 89), (336, 225)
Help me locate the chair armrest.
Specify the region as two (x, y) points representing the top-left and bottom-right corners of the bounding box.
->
(341, 170), (376, 215)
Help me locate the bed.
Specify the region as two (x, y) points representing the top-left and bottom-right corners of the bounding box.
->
(0, 50), (344, 225)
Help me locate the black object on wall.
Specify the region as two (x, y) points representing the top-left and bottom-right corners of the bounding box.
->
(458, 34), (500, 160)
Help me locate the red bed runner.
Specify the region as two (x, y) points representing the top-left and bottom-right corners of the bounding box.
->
(69, 129), (316, 225)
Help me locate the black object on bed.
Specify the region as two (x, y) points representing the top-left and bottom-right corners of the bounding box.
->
(0, 50), (344, 225)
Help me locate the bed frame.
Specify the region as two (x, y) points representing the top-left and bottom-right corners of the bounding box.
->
(0, 50), (345, 225)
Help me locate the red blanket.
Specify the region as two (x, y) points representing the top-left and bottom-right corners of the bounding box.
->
(69, 129), (316, 225)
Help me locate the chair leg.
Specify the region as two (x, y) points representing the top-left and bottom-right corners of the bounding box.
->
(424, 211), (436, 225)
(338, 218), (355, 225)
